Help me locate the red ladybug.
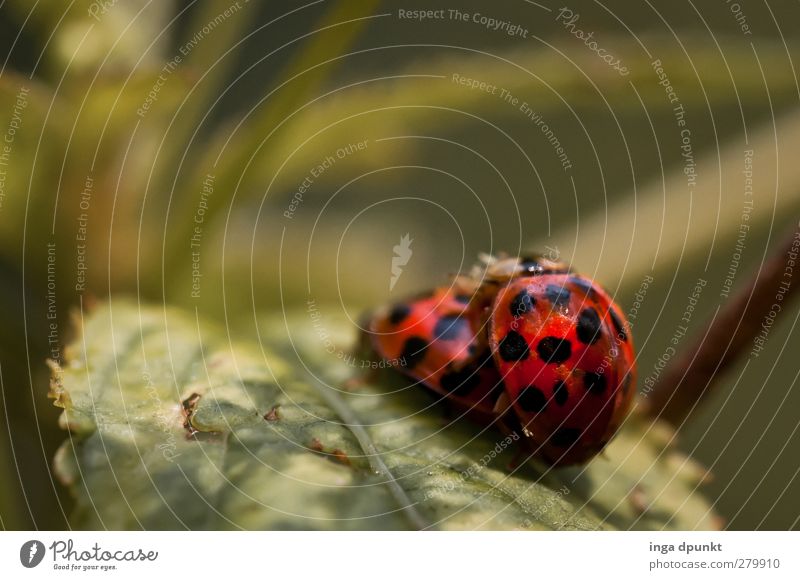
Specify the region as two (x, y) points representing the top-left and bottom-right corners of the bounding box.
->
(454, 253), (571, 305)
(363, 253), (636, 467)
(448, 253), (573, 363)
(489, 273), (636, 465)
(365, 286), (504, 422)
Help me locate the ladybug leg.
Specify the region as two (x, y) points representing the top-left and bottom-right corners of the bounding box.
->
(492, 391), (513, 416)
(438, 396), (486, 424)
(492, 413), (530, 470)
(507, 446), (532, 471)
(504, 421), (536, 470)
(435, 395), (458, 421)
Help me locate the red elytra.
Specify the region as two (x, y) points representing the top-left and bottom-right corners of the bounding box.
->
(366, 286), (504, 422)
(489, 274), (636, 465)
(363, 255), (637, 467)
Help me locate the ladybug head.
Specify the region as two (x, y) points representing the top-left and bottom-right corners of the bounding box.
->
(479, 253), (571, 282)
(517, 253), (571, 276)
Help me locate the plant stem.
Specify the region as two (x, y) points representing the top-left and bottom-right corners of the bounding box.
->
(643, 221), (800, 425)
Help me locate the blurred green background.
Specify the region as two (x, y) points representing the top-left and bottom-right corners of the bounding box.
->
(0, 0), (798, 529)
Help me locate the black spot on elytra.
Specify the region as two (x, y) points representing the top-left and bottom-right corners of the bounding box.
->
(454, 294), (471, 304)
(400, 337), (428, 369)
(498, 331), (530, 362)
(583, 371), (606, 394)
(536, 337), (572, 364)
(553, 380), (569, 405)
(388, 304), (411, 325)
(440, 367), (481, 396)
(473, 347), (495, 366)
(518, 386), (547, 413)
(609, 308), (627, 342)
(433, 315), (467, 341)
(550, 427), (582, 447)
(576, 307), (602, 345)
(510, 289), (535, 317)
(545, 284), (571, 310)
(568, 276), (598, 299)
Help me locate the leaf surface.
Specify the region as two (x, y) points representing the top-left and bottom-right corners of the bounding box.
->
(52, 301), (718, 530)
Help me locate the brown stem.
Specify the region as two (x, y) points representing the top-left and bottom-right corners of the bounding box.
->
(643, 221), (800, 425)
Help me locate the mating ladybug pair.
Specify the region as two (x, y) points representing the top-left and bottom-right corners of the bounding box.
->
(364, 254), (636, 466)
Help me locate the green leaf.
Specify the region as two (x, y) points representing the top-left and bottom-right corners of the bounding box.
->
(51, 300), (719, 530)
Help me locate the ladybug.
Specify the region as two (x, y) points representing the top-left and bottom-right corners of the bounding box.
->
(488, 273), (636, 465)
(363, 253), (636, 467)
(454, 253), (571, 304)
(365, 286), (504, 422)
(447, 253), (573, 360)
(478, 252), (571, 281)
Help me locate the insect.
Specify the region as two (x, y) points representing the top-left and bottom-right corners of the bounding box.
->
(362, 254), (560, 417)
(365, 286), (504, 423)
(489, 273), (636, 465)
(453, 253), (571, 307)
(363, 254), (636, 466)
